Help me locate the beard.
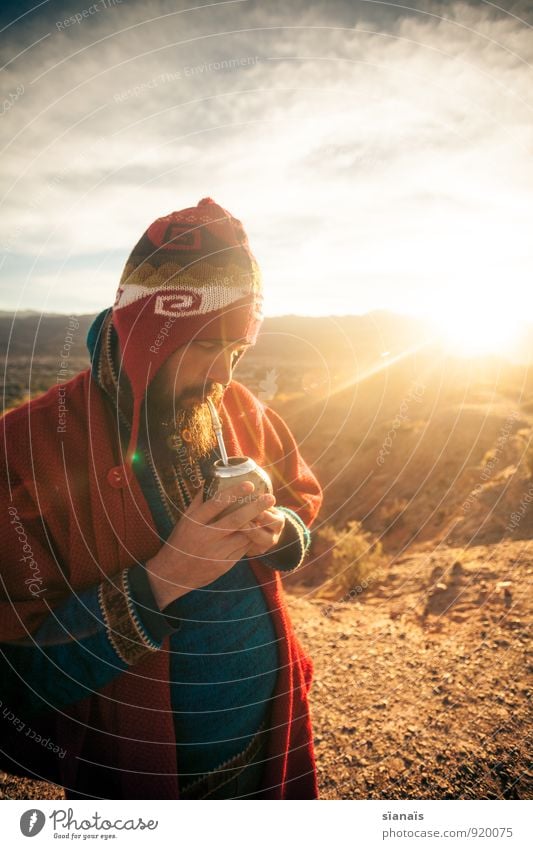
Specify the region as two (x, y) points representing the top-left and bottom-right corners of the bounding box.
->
(144, 381), (226, 462)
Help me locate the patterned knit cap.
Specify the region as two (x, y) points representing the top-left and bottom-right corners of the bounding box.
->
(109, 197), (263, 481)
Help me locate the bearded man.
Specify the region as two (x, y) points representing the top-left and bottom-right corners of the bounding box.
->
(0, 198), (322, 800)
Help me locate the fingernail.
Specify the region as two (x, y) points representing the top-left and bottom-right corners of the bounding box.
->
(240, 481), (254, 493)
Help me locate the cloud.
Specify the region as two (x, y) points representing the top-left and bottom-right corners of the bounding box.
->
(0, 0), (531, 317)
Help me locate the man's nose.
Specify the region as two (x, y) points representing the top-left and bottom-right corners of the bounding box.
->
(205, 350), (234, 386)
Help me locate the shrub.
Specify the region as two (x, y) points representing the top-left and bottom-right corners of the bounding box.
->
(376, 496), (409, 532)
(315, 519), (383, 597)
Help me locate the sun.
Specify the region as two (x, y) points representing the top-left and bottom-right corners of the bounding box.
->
(428, 302), (525, 358)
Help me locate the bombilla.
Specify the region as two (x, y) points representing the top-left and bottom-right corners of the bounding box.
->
(206, 397), (229, 466)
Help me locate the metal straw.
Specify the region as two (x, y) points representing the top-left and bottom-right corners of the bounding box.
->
(206, 397), (229, 466)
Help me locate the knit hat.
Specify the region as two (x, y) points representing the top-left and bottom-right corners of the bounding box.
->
(109, 197), (263, 484)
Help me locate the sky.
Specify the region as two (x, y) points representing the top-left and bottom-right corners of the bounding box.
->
(1, 0), (532, 332)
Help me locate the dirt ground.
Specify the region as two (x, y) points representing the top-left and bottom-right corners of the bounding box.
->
(289, 537), (532, 799)
(1, 538), (531, 800)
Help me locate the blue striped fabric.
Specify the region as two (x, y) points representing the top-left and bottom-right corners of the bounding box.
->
(130, 443), (279, 785)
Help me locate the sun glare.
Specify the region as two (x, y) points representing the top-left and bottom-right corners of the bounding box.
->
(430, 305), (524, 358)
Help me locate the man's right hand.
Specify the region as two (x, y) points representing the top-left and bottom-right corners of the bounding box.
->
(145, 481), (276, 610)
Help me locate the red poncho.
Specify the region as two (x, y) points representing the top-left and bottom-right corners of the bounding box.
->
(0, 370), (323, 799)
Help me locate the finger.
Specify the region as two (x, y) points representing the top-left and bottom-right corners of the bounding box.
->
(211, 492), (276, 532)
(244, 530), (277, 559)
(224, 531), (252, 560)
(185, 487), (206, 512)
(242, 526), (276, 548)
(250, 508), (285, 530)
(251, 506), (280, 521)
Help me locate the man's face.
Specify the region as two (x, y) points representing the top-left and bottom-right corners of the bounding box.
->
(144, 338), (251, 458)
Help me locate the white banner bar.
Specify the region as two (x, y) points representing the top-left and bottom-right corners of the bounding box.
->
(0, 799), (531, 849)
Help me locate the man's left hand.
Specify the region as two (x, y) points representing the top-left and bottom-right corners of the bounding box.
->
(243, 506), (286, 558)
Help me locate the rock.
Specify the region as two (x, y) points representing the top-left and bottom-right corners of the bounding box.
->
(451, 561), (464, 578)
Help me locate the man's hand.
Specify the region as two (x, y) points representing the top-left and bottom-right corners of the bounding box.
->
(145, 481), (276, 610)
(242, 506), (286, 558)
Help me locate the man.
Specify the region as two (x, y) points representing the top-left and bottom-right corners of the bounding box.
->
(0, 197), (322, 800)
